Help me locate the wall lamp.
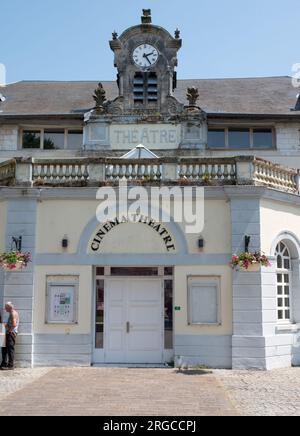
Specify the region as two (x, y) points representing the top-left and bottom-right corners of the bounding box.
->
(62, 236), (69, 249)
(198, 238), (205, 249)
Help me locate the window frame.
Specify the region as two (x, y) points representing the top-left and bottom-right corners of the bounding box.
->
(20, 127), (83, 150)
(187, 275), (221, 326)
(276, 242), (292, 324)
(207, 126), (276, 150)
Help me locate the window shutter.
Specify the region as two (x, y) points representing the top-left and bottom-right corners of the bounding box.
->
(188, 277), (220, 325)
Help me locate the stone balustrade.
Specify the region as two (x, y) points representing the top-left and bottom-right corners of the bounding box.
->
(252, 158), (299, 194)
(105, 159), (162, 181)
(179, 158), (236, 182)
(33, 159), (89, 185)
(0, 159), (16, 185)
(0, 156), (299, 194)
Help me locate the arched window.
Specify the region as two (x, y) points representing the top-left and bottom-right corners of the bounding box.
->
(275, 242), (292, 322)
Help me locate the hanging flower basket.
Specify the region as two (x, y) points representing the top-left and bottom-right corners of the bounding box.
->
(0, 251), (31, 271)
(230, 252), (271, 271)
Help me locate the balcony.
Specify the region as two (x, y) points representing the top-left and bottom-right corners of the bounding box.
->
(0, 156), (299, 195)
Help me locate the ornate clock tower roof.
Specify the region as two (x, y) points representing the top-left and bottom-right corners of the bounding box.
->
(107, 9), (184, 116)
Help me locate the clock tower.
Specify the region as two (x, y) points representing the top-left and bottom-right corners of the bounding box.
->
(84, 9), (206, 151)
(109, 9), (183, 114)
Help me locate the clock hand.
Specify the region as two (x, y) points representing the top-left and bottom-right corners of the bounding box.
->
(143, 53), (152, 65)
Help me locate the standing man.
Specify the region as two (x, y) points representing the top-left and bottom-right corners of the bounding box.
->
(1, 302), (19, 371)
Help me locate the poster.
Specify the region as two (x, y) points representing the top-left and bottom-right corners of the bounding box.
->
(0, 323), (6, 348)
(46, 283), (77, 324)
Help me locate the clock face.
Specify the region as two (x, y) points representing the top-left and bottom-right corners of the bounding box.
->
(133, 44), (159, 68)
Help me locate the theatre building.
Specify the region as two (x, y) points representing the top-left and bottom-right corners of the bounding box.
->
(1, 10), (300, 370)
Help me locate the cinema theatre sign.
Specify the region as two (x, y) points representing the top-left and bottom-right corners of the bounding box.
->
(90, 216), (176, 253)
(111, 124), (181, 149)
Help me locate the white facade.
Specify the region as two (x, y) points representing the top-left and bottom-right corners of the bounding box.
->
(0, 10), (300, 369)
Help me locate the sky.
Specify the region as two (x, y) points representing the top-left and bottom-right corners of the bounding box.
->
(0, 0), (299, 84)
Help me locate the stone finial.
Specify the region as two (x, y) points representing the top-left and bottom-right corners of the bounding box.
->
(112, 31), (118, 40)
(295, 94), (300, 111)
(175, 28), (180, 39)
(93, 83), (106, 109)
(141, 9), (152, 24)
(186, 87), (200, 106)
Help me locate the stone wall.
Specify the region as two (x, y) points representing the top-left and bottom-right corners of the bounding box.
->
(2, 199), (37, 367)
(0, 125), (18, 152)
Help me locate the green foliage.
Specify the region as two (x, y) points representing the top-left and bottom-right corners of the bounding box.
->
(230, 252), (271, 271)
(0, 251), (31, 271)
(22, 132), (40, 149)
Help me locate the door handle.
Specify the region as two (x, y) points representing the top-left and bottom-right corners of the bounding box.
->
(126, 322), (130, 334)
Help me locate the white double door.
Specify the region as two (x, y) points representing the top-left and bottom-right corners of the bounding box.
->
(105, 277), (164, 364)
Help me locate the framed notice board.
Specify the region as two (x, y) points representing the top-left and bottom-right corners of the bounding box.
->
(46, 277), (79, 324)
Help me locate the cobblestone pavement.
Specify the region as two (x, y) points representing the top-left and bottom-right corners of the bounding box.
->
(4, 367), (300, 416)
(0, 368), (51, 399)
(215, 368), (300, 416)
(0, 368), (237, 416)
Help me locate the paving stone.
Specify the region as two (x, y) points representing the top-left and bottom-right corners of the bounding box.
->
(0, 368), (51, 399)
(0, 368), (237, 416)
(215, 367), (300, 416)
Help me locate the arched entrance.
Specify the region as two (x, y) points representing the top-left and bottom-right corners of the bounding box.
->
(80, 217), (183, 364)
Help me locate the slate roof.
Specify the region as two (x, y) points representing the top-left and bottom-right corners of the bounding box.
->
(0, 76), (299, 117)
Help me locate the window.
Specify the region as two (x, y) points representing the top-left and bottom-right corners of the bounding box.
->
(96, 267), (105, 276)
(110, 267), (158, 276)
(147, 72), (158, 103)
(228, 128), (250, 149)
(67, 130), (83, 150)
(95, 279), (104, 349)
(207, 127), (274, 149)
(133, 72), (158, 105)
(207, 129), (226, 148)
(253, 129), (273, 148)
(133, 72), (144, 103)
(21, 128), (83, 150)
(164, 279), (173, 349)
(44, 129), (65, 149)
(22, 131), (41, 149)
(276, 242), (291, 322)
(188, 276), (220, 325)
(164, 267), (173, 276)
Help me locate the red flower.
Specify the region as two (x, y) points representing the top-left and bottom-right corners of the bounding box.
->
(230, 251), (271, 271)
